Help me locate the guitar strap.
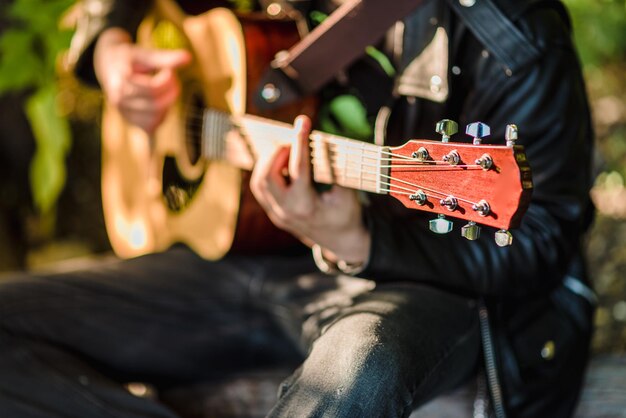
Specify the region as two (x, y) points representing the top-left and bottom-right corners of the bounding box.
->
(254, 0), (424, 110)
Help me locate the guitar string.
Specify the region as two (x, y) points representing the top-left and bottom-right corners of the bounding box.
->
(184, 110), (491, 207)
(187, 132), (486, 206)
(318, 162), (482, 206)
(312, 150), (484, 205)
(314, 150), (484, 171)
(311, 141), (485, 168)
(186, 111), (487, 169)
(189, 121), (486, 171)
(194, 111), (482, 205)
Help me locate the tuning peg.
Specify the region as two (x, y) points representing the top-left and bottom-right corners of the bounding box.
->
(474, 153), (493, 170)
(472, 200), (491, 217)
(411, 147), (430, 161)
(461, 221), (481, 240)
(442, 150), (460, 165)
(409, 190), (427, 206)
(505, 124), (518, 147)
(466, 122), (491, 145)
(435, 119), (458, 142)
(494, 229), (513, 247)
(429, 214), (453, 234)
(440, 195), (458, 211)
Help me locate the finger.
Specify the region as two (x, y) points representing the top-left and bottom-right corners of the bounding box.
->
(116, 106), (161, 133)
(288, 115), (312, 183)
(269, 146), (291, 191)
(131, 48), (192, 73)
(136, 71), (181, 112)
(151, 77), (181, 114)
(250, 146), (288, 205)
(126, 67), (178, 98)
(117, 82), (179, 133)
(119, 69), (180, 113)
(250, 158), (291, 230)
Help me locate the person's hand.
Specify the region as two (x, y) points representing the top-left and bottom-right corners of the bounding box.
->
(250, 115), (371, 266)
(94, 28), (192, 134)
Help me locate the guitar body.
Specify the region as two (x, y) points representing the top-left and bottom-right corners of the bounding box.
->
(101, 4), (314, 260)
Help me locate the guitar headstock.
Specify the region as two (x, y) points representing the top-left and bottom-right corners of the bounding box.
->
(387, 121), (532, 246)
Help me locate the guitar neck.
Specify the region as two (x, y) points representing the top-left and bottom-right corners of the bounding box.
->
(198, 109), (533, 232)
(201, 109), (390, 195)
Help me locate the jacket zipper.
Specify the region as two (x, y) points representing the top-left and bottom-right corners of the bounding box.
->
(478, 299), (507, 418)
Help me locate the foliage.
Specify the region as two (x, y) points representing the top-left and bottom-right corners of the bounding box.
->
(0, 0), (75, 214)
(227, 0), (253, 12)
(563, 0), (626, 353)
(565, 0), (626, 174)
(564, 0), (626, 71)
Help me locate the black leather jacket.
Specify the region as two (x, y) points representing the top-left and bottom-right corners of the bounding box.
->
(72, 0), (595, 416)
(361, 3), (595, 415)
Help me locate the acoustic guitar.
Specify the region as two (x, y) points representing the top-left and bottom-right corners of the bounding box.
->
(101, 1), (532, 260)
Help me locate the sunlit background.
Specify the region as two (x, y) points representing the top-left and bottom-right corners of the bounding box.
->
(0, 0), (625, 358)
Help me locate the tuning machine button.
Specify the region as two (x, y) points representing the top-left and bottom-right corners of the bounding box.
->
(495, 229), (513, 247)
(429, 214), (453, 234)
(505, 124), (518, 147)
(461, 221), (481, 240)
(466, 122), (490, 145)
(435, 119), (458, 142)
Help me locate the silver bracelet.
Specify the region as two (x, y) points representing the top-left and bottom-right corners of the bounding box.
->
(311, 244), (365, 275)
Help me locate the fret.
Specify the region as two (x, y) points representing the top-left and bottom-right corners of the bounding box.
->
(310, 133), (389, 194)
(199, 110), (390, 195)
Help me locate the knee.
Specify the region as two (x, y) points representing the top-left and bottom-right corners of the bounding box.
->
(330, 313), (410, 379)
(296, 313), (413, 413)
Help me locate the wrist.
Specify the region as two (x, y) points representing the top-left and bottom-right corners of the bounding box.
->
(312, 244), (368, 275)
(311, 227), (371, 275)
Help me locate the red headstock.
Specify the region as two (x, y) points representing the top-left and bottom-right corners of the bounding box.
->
(386, 122), (532, 244)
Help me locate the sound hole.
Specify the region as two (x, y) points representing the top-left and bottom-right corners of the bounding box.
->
(162, 157), (202, 212)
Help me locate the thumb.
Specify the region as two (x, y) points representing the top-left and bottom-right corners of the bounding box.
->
(131, 48), (192, 73)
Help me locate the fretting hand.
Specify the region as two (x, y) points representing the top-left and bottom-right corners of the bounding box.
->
(250, 115), (371, 267)
(94, 28), (192, 134)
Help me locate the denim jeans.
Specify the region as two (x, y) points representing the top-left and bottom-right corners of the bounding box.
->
(0, 245), (480, 417)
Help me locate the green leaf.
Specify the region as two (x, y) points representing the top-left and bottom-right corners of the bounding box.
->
(25, 85), (71, 214)
(10, 0), (75, 32)
(564, 0), (626, 68)
(1, 0), (76, 214)
(328, 95), (373, 140)
(0, 29), (41, 93)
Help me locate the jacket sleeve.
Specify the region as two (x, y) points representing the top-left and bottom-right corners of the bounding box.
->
(359, 2), (594, 300)
(71, 0), (153, 86)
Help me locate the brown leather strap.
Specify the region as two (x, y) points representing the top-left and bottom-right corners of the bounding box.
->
(255, 0), (423, 109)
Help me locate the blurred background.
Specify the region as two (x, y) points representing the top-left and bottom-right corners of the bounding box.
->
(0, 0), (624, 356)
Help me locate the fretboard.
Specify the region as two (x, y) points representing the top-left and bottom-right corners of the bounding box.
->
(201, 109), (390, 195)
